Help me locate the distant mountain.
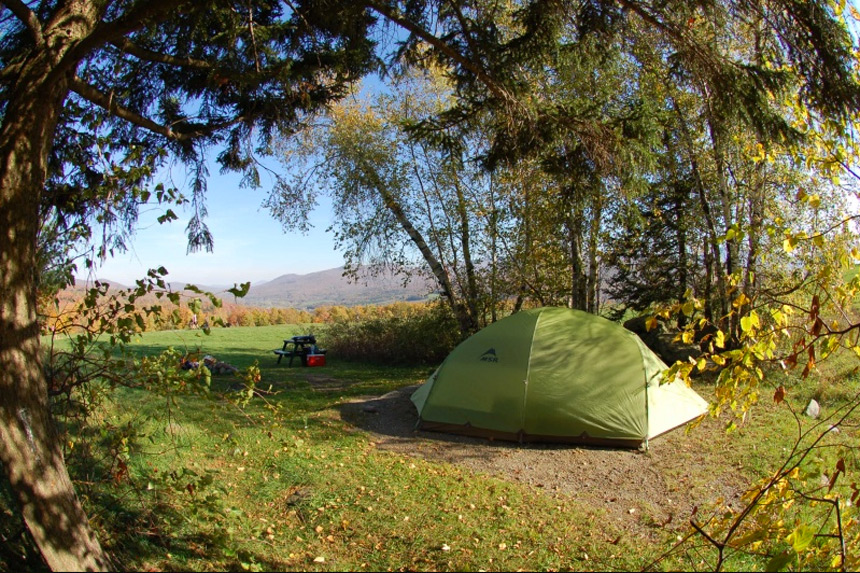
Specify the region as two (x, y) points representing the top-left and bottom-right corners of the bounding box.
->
(240, 267), (435, 309)
(75, 267), (436, 309)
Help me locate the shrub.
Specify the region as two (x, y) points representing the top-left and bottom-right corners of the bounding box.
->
(323, 301), (460, 365)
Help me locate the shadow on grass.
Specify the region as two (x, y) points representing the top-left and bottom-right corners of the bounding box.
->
(97, 488), (291, 572)
(60, 386), (294, 571)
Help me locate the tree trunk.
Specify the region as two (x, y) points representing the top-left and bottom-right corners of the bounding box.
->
(742, 31), (766, 317)
(0, 6), (108, 571)
(488, 177), (499, 323)
(453, 178), (481, 328)
(674, 183), (689, 328)
(703, 236), (714, 322)
(742, 159), (766, 311)
(586, 193), (602, 314)
(566, 194), (587, 311)
(376, 183), (476, 336)
(705, 109), (740, 343)
(673, 98), (725, 327)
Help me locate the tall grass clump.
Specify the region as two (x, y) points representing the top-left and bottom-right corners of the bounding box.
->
(323, 301), (460, 365)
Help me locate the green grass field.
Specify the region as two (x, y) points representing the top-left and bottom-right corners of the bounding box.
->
(49, 324), (860, 572)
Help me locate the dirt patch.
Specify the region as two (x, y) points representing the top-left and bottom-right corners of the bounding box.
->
(339, 384), (751, 543)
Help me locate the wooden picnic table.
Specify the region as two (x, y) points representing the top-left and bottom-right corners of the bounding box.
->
(273, 335), (326, 366)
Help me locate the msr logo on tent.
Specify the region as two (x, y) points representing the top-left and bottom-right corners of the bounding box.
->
(479, 348), (498, 363)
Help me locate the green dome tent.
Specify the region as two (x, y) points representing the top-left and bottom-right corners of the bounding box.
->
(411, 307), (709, 448)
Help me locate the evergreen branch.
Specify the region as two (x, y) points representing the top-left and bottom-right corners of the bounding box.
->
(617, 0), (726, 81)
(111, 38), (212, 70)
(71, 76), (182, 139)
(446, 0), (481, 66)
(71, 0), (195, 60)
(112, 35), (301, 85)
(1, 0), (43, 45)
(70, 76), (246, 141)
(365, 0), (516, 108)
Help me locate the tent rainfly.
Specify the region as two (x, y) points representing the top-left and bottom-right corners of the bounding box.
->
(410, 307), (709, 448)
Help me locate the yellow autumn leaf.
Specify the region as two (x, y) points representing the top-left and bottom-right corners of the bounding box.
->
(771, 308), (784, 325)
(732, 293), (750, 308)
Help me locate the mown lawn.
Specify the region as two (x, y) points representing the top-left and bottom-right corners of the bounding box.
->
(50, 325), (860, 571)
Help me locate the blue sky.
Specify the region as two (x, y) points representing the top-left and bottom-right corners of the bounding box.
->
(78, 75), (392, 288)
(79, 165), (344, 287)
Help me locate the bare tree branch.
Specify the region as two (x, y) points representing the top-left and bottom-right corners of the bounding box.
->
(1, 0), (44, 45)
(0, 59), (23, 82)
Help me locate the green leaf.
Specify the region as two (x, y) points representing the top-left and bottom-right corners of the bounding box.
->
(228, 281), (251, 298)
(765, 551), (795, 572)
(787, 524), (815, 553)
(157, 209), (178, 224)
